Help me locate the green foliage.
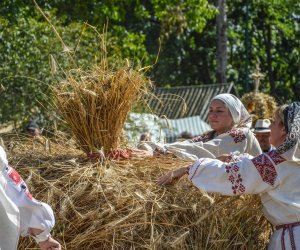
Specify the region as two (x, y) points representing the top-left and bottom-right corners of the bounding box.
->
(0, 9), (58, 124)
(0, 0), (299, 127)
(0, 1), (153, 126)
(227, 0), (300, 102)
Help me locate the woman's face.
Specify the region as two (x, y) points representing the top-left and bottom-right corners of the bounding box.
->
(208, 99), (234, 134)
(269, 114), (287, 147)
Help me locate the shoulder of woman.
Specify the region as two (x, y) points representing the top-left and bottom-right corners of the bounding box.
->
(247, 151), (288, 186)
(251, 151), (286, 168)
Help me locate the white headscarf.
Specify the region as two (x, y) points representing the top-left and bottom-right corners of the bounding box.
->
(211, 93), (252, 128)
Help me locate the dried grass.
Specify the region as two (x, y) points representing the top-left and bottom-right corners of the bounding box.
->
(1, 136), (271, 250)
(52, 55), (151, 155)
(241, 92), (278, 126)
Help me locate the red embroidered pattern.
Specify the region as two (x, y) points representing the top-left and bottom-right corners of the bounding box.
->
(229, 129), (246, 143)
(267, 150), (285, 165)
(225, 164), (245, 194)
(6, 167), (33, 200)
(224, 153), (247, 163)
(251, 154), (278, 186)
(191, 134), (210, 143)
(25, 190), (33, 200)
(224, 155), (235, 163)
(7, 168), (22, 185)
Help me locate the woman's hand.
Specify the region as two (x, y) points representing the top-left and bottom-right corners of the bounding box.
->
(128, 148), (154, 158)
(39, 237), (61, 250)
(157, 166), (189, 186)
(153, 146), (167, 156)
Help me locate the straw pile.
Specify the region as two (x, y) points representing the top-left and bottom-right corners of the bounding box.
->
(241, 92), (278, 125)
(52, 53), (151, 156)
(2, 137), (271, 249)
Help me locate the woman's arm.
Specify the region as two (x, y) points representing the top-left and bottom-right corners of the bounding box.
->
(157, 154), (277, 196)
(187, 156), (276, 195)
(157, 165), (191, 186)
(0, 146), (59, 249)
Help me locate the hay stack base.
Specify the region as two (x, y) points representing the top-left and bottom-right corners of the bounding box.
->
(3, 137), (271, 249)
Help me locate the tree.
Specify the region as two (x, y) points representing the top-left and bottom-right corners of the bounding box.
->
(227, 0), (300, 102)
(216, 0), (227, 84)
(0, 0), (217, 125)
(0, 0), (299, 127)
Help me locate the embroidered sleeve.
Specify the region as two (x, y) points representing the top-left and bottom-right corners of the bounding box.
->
(225, 163), (245, 194)
(6, 166), (33, 200)
(188, 156), (277, 196)
(223, 152), (249, 163)
(3, 166), (55, 237)
(251, 151), (285, 186)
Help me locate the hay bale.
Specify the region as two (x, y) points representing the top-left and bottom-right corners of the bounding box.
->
(52, 38), (151, 156)
(5, 139), (271, 249)
(241, 92), (278, 126)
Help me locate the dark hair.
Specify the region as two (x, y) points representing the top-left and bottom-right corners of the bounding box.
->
(25, 121), (39, 131)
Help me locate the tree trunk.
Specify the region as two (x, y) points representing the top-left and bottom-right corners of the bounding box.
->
(216, 0), (227, 84)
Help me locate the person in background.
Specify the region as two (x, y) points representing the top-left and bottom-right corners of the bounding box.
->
(0, 146), (61, 250)
(25, 120), (41, 137)
(253, 119), (274, 152)
(140, 132), (152, 142)
(157, 102), (300, 249)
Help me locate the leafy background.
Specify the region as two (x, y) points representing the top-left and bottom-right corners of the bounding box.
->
(0, 0), (299, 128)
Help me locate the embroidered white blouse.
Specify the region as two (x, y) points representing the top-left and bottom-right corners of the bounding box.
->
(0, 146), (55, 250)
(140, 127), (262, 160)
(188, 151), (300, 249)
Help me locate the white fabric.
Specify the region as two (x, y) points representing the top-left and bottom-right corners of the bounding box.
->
(169, 127), (261, 160)
(268, 226), (300, 250)
(188, 152), (300, 249)
(140, 127), (262, 160)
(0, 146), (55, 250)
(212, 93), (252, 128)
(0, 146), (19, 250)
(31, 230), (51, 243)
(0, 181), (19, 250)
(281, 144), (300, 164)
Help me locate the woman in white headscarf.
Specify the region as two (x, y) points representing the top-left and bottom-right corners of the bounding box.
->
(0, 146), (61, 250)
(158, 102), (300, 249)
(139, 93), (261, 160)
